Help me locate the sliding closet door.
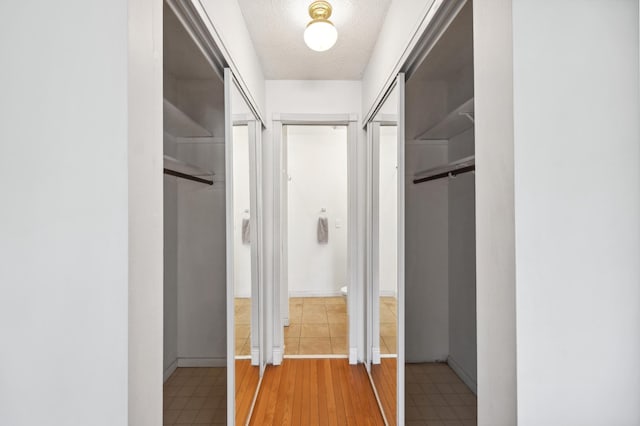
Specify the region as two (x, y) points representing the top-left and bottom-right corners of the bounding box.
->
(224, 68), (265, 426)
(368, 73), (405, 426)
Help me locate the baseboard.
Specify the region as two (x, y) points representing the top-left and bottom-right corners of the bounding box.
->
(163, 359), (178, 382)
(177, 357), (226, 368)
(282, 317), (290, 327)
(447, 356), (477, 395)
(285, 354), (348, 359)
(349, 348), (358, 365)
(288, 290), (344, 298)
(273, 347), (283, 365)
(251, 348), (260, 366)
(380, 290), (397, 298)
(372, 347), (381, 364)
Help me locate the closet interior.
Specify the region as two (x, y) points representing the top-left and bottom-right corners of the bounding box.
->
(162, 3), (228, 424)
(405, 1), (477, 424)
(366, 2), (478, 425)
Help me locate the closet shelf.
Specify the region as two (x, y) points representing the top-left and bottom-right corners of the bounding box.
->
(417, 97), (474, 140)
(413, 155), (475, 184)
(163, 98), (212, 138)
(163, 155), (214, 185)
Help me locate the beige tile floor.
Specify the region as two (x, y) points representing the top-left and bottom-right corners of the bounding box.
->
(163, 367), (226, 425)
(380, 296), (397, 355)
(235, 298), (251, 356)
(405, 363), (477, 426)
(284, 296), (348, 355)
(282, 296), (399, 356)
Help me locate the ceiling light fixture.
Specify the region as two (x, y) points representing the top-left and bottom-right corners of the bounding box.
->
(304, 1), (338, 52)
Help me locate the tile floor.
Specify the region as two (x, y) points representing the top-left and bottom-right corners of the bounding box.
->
(405, 363), (477, 426)
(284, 296), (348, 355)
(380, 296), (397, 355)
(283, 296), (398, 356)
(235, 298), (251, 356)
(163, 367), (226, 425)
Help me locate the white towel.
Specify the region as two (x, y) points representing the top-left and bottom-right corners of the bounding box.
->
(242, 218), (250, 244)
(317, 217), (328, 244)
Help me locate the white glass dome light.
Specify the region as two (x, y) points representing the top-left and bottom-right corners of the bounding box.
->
(304, 1), (338, 52)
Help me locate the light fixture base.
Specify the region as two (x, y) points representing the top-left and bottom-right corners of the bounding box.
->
(308, 1), (333, 20)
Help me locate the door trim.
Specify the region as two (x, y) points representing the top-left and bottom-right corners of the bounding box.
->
(272, 113), (360, 365)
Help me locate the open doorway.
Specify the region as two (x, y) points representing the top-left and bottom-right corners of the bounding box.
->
(282, 125), (349, 357)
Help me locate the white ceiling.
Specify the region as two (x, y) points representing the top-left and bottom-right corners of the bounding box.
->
(237, 0), (391, 80)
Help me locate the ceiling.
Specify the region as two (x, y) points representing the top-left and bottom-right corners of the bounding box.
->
(237, 0), (391, 80)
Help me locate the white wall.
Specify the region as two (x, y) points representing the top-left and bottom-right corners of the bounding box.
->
(286, 126), (348, 296)
(512, 1), (640, 424)
(233, 125), (252, 298)
(128, 0), (164, 423)
(263, 80), (364, 361)
(473, 1), (517, 424)
(362, 0), (436, 121)
(379, 126), (398, 297)
(447, 128), (477, 391)
(199, 0), (266, 119)
(0, 1), (135, 424)
(404, 142), (450, 362)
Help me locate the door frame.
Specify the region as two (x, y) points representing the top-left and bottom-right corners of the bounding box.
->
(272, 113), (360, 365)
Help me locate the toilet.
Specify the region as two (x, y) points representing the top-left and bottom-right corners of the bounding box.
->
(340, 285), (348, 297)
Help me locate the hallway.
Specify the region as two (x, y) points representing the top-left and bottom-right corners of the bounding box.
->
(249, 359), (384, 425)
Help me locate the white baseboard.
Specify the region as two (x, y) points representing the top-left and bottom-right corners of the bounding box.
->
(282, 317), (290, 327)
(447, 356), (477, 395)
(288, 290), (344, 298)
(273, 347), (283, 365)
(285, 354), (348, 359)
(251, 348), (260, 366)
(380, 290), (397, 298)
(177, 357), (226, 368)
(349, 348), (358, 365)
(163, 359), (178, 382)
(372, 347), (381, 364)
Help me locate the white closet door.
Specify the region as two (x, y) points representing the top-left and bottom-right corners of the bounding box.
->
(223, 68), (235, 426)
(367, 72), (405, 426)
(396, 73), (406, 426)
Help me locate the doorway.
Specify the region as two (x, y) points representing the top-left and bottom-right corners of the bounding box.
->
(272, 114), (360, 365)
(282, 125), (349, 356)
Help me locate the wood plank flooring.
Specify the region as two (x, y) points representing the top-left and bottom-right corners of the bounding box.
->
(249, 359), (385, 426)
(236, 359), (260, 425)
(371, 358), (397, 426)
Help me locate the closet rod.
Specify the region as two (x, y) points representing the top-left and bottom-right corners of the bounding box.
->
(413, 155), (475, 184)
(413, 165), (474, 184)
(164, 168), (214, 185)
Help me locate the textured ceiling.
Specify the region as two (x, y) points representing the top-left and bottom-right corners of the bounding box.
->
(237, 0), (391, 80)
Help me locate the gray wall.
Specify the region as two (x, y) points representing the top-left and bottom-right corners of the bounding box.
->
(164, 74), (227, 366)
(404, 143), (450, 362)
(163, 133), (179, 376)
(447, 128), (477, 391)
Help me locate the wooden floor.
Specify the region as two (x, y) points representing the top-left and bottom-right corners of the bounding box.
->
(371, 358), (397, 426)
(249, 358), (385, 425)
(236, 359), (260, 425)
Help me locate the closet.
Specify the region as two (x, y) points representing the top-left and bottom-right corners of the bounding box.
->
(404, 0), (477, 422)
(366, 1), (477, 425)
(162, 3), (264, 425)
